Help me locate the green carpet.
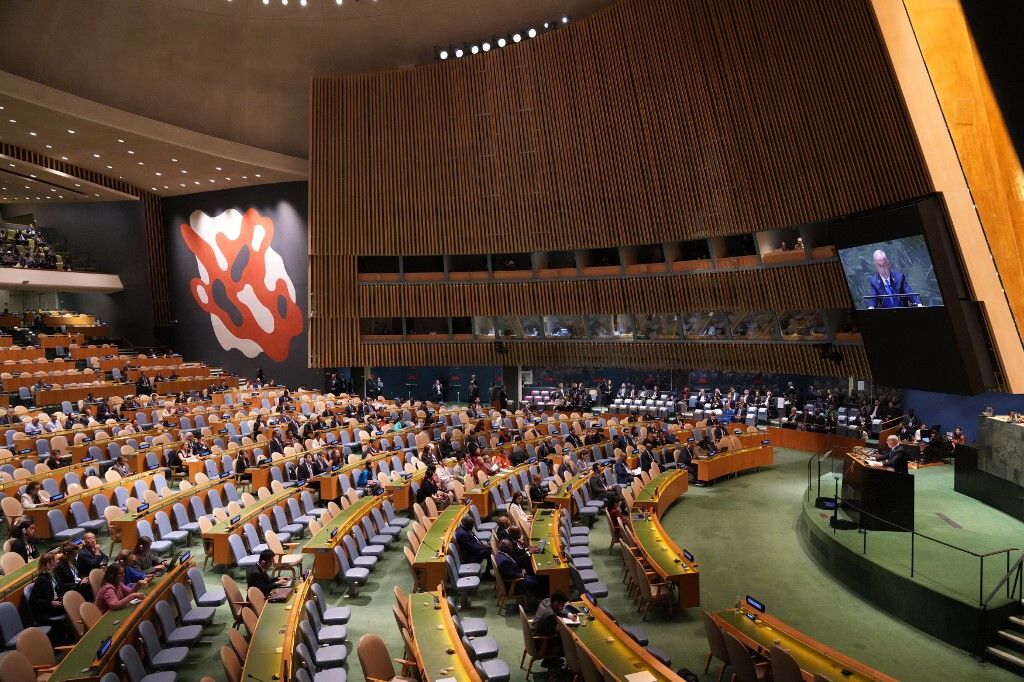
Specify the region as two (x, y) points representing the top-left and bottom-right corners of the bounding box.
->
(807, 465), (1023, 607)
(92, 449), (1018, 681)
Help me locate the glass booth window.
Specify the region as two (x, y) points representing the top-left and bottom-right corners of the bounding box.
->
(544, 316), (585, 338)
(779, 310), (827, 340)
(730, 311), (779, 339)
(682, 311), (729, 338)
(521, 316), (544, 338)
(640, 313), (680, 339)
(587, 315), (615, 338)
(473, 317), (496, 338)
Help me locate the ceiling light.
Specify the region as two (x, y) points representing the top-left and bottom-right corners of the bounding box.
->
(8, 119), (15, 124)
(512, 33), (522, 43)
(209, 179), (215, 183)
(67, 129), (75, 134)
(242, 175), (248, 179)
(527, 28), (537, 38)
(255, 173), (261, 178)
(58, 195), (63, 199)
(482, 42), (491, 52)
(336, 0), (342, 4)
(155, 171), (162, 176)
(45, 145), (52, 149)
(128, 150), (134, 155)
(138, 162), (144, 166)
(263, 0), (269, 4)
(29, 174), (35, 178)
(74, 183), (80, 187)
(544, 22), (550, 29)
(28, 132), (36, 136)
(215, 167), (222, 171)
(152, 187), (157, 191)
(106, 165), (113, 169)
(163, 186), (168, 189)
(181, 170), (187, 174)
(562, 16), (569, 23)
(439, 49), (449, 60)
(497, 37), (507, 47)
(93, 153), (100, 158)
(117, 139), (124, 143)
(282, 0), (287, 5)
(180, 183), (186, 187)
(225, 177), (231, 181)
(194, 180), (200, 185)
(470, 45), (479, 55)
(300, 0), (306, 5)
(61, 156), (68, 160)
(171, 158), (178, 162)
(454, 47), (464, 58)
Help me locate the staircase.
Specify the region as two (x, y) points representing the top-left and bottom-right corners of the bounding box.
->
(982, 554), (1024, 676)
(987, 605), (1024, 674)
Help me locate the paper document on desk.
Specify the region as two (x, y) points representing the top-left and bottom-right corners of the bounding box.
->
(625, 672), (658, 682)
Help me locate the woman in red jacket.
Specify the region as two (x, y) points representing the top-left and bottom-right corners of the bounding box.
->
(94, 563), (144, 613)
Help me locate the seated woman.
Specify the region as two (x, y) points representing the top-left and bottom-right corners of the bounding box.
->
(29, 552), (72, 643)
(130, 537), (169, 574)
(9, 518), (40, 562)
(20, 481), (47, 509)
(116, 550), (151, 589)
(95, 563), (144, 613)
(55, 542), (94, 601)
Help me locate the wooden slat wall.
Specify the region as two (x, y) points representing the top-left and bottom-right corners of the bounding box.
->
(355, 261), (850, 318)
(308, 0), (932, 372)
(354, 340), (871, 379)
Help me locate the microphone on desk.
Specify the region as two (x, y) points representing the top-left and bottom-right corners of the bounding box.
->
(247, 674), (277, 682)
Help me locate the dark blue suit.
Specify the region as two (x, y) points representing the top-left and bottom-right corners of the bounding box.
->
(455, 526), (489, 565)
(867, 271), (920, 308)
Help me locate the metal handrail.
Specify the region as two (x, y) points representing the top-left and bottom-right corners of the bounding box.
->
(983, 552), (1024, 607)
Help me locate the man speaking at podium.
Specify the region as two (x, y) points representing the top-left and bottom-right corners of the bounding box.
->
(879, 434), (910, 474)
(866, 250), (922, 309)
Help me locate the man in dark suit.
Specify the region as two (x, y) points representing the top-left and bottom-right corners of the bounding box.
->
(247, 550), (289, 596)
(454, 517), (491, 571)
(866, 250), (921, 308)
(881, 435), (910, 474)
(496, 540), (545, 596)
(268, 430), (286, 455)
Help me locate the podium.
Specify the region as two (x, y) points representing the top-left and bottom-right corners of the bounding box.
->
(841, 451), (914, 531)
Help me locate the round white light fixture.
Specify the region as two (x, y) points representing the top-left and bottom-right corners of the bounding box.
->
(562, 16), (569, 23)
(439, 50), (449, 60)
(497, 37), (507, 47)
(527, 28), (537, 38)
(455, 48), (464, 58)
(470, 45), (479, 55)
(513, 33), (522, 43)
(482, 42), (491, 52)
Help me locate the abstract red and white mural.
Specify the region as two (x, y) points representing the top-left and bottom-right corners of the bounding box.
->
(179, 207), (303, 362)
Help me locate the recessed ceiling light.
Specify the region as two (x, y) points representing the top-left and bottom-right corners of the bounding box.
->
(215, 167), (222, 171)
(58, 195), (63, 199)
(171, 158), (178, 162)
(138, 162), (144, 166)
(8, 164), (14, 167)
(255, 173), (261, 178)
(180, 183), (186, 187)
(23, 186), (29, 189)
(67, 129), (75, 134)
(93, 153), (100, 158)
(241, 175), (248, 179)
(117, 139), (124, 143)
(562, 16), (569, 23)
(151, 187), (157, 191)
(194, 180), (200, 185)
(45, 144), (52, 149)
(94, 193), (99, 197)
(74, 183), (80, 187)
(209, 179), (215, 183)
(128, 150), (134, 155)
(106, 165), (113, 169)
(527, 28), (537, 38)
(225, 177), (231, 181)
(60, 156), (68, 160)
(163, 185), (168, 189)
(8, 119), (15, 124)
(155, 172), (162, 176)
(28, 132), (37, 136)
(29, 174), (35, 178)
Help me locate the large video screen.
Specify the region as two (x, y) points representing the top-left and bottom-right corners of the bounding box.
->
(838, 235), (944, 310)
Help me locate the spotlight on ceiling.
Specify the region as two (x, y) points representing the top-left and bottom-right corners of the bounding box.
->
(527, 28), (537, 38)
(470, 45), (479, 55)
(454, 47), (464, 58)
(497, 37), (507, 48)
(481, 42), (491, 52)
(562, 16), (569, 23)
(512, 33), (522, 43)
(438, 48), (449, 60)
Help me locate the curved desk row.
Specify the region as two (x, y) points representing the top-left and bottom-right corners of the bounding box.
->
(412, 503), (471, 590)
(409, 588), (482, 682)
(242, 573), (312, 682)
(49, 559), (192, 682)
(631, 469), (688, 515)
(530, 507), (570, 594)
(711, 606), (897, 682)
(302, 495), (383, 578)
(24, 469), (161, 539)
(202, 487), (303, 565)
(564, 595), (683, 681)
(695, 444), (774, 483)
